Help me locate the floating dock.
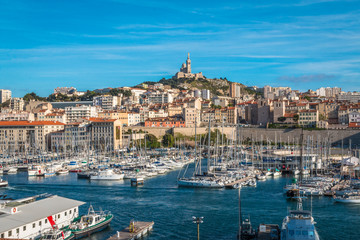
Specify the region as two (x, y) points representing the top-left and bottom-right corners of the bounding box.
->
(107, 221), (154, 240)
(225, 176), (252, 188)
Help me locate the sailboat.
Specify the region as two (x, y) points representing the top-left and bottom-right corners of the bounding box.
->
(178, 119), (224, 188)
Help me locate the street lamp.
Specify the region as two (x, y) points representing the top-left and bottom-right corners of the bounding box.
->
(192, 216), (204, 240)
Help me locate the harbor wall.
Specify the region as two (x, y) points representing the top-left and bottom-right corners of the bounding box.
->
(126, 126), (360, 146)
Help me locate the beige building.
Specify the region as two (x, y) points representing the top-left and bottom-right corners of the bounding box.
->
(65, 105), (98, 123)
(298, 110), (319, 127)
(0, 121), (65, 153)
(98, 110), (129, 126)
(230, 82), (242, 98)
(183, 108), (201, 127)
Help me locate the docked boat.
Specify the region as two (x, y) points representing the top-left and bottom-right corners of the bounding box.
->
(77, 171), (95, 179)
(28, 165), (45, 177)
(281, 199), (320, 240)
(4, 167), (17, 174)
(68, 205), (113, 239)
(334, 195), (360, 204)
(0, 178), (8, 187)
(178, 177), (224, 188)
(40, 228), (74, 240)
(90, 169), (124, 181)
(56, 169), (69, 175)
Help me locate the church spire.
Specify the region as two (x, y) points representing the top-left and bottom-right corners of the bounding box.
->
(187, 52), (190, 59)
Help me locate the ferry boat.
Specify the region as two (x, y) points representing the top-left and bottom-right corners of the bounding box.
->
(90, 169), (124, 181)
(40, 228), (74, 240)
(281, 199), (320, 240)
(0, 178), (8, 187)
(68, 205), (113, 239)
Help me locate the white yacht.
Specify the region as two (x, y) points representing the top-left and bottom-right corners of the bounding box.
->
(90, 169), (124, 181)
(178, 177), (224, 188)
(4, 167), (17, 174)
(334, 194), (360, 203)
(0, 178), (8, 187)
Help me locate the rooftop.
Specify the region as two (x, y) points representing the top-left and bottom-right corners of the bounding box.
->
(0, 195), (85, 233)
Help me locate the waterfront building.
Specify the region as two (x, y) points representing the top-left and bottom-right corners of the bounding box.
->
(88, 118), (122, 150)
(0, 89), (11, 104)
(65, 105), (98, 123)
(127, 112), (141, 126)
(0, 121), (65, 153)
(0, 195), (84, 239)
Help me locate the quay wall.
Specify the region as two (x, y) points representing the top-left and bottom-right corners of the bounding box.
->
(126, 126), (360, 146)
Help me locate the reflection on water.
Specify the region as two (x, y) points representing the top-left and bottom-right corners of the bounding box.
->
(1, 165), (360, 240)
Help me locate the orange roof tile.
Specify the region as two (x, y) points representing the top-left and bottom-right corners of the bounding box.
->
(0, 121), (65, 126)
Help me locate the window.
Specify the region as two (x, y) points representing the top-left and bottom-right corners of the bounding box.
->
(70, 210), (72, 214)
(8, 231), (12, 237)
(23, 226), (26, 231)
(39, 221), (42, 226)
(74, 208), (77, 213)
(33, 223), (36, 228)
(16, 228), (19, 234)
(65, 212), (67, 216)
(1, 233), (4, 238)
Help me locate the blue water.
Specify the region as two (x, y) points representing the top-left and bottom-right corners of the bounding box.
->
(1, 163), (360, 240)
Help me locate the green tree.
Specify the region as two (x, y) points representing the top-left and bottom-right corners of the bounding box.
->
(278, 117), (286, 122)
(162, 133), (175, 147)
(23, 92), (46, 102)
(293, 114), (299, 122)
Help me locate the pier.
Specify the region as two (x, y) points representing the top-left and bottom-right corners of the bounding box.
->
(225, 176), (252, 188)
(107, 221), (154, 240)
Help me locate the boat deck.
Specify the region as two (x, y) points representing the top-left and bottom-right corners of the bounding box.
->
(107, 221), (154, 240)
(256, 224), (280, 240)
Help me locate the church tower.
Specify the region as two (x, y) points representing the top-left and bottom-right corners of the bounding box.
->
(186, 52), (191, 73)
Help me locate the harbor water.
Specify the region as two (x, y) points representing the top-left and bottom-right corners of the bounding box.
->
(1, 162), (360, 240)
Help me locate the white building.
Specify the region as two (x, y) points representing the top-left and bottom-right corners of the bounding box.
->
(0, 89), (11, 104)
(201, 89), (211, 100)
(0, 112), (34, 121)
(93, 95), (119, 110)
(349, 111), (360, 123)
(0, 195), (84, 239)
(127, 112), (141, 126)
(65, 105), (98, 123)
(10, 98), (25, 111)
(148, 92), (173, 104)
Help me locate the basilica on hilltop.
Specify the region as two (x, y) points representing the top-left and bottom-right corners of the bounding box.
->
(173, 53), (204, 80)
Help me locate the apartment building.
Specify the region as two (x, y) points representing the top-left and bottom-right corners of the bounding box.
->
(0, 121), (65, 153)
(298, 110), (319, 128)
(65, 105), (98, 123)
(98, 110), (129, 126)
(0, 89), (11, 104)
(10, 98), (25, 111)
(88, 118), (122, 151)
(93, 95), (120, 110)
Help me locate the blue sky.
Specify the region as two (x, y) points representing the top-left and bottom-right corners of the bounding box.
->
(1, 0), (360, 97)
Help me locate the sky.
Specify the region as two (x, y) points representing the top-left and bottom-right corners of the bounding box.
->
(1, 0), (360, 97)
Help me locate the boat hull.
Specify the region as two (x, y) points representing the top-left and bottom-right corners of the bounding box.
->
(72, 215), (113, 239)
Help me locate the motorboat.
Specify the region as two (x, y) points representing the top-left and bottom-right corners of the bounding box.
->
(90, 169), (124, 181)
(68, 205), (113, 239)
(0, 178), (8, 187)
(334, 195), (360, 203)
(4, 167), (17, 175)
(178, 177), (224, 188)
(56, 169), (69, 175)
(41, 228), (74, 240)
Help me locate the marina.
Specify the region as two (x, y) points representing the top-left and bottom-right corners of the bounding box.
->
(1, 158), (360, 239)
